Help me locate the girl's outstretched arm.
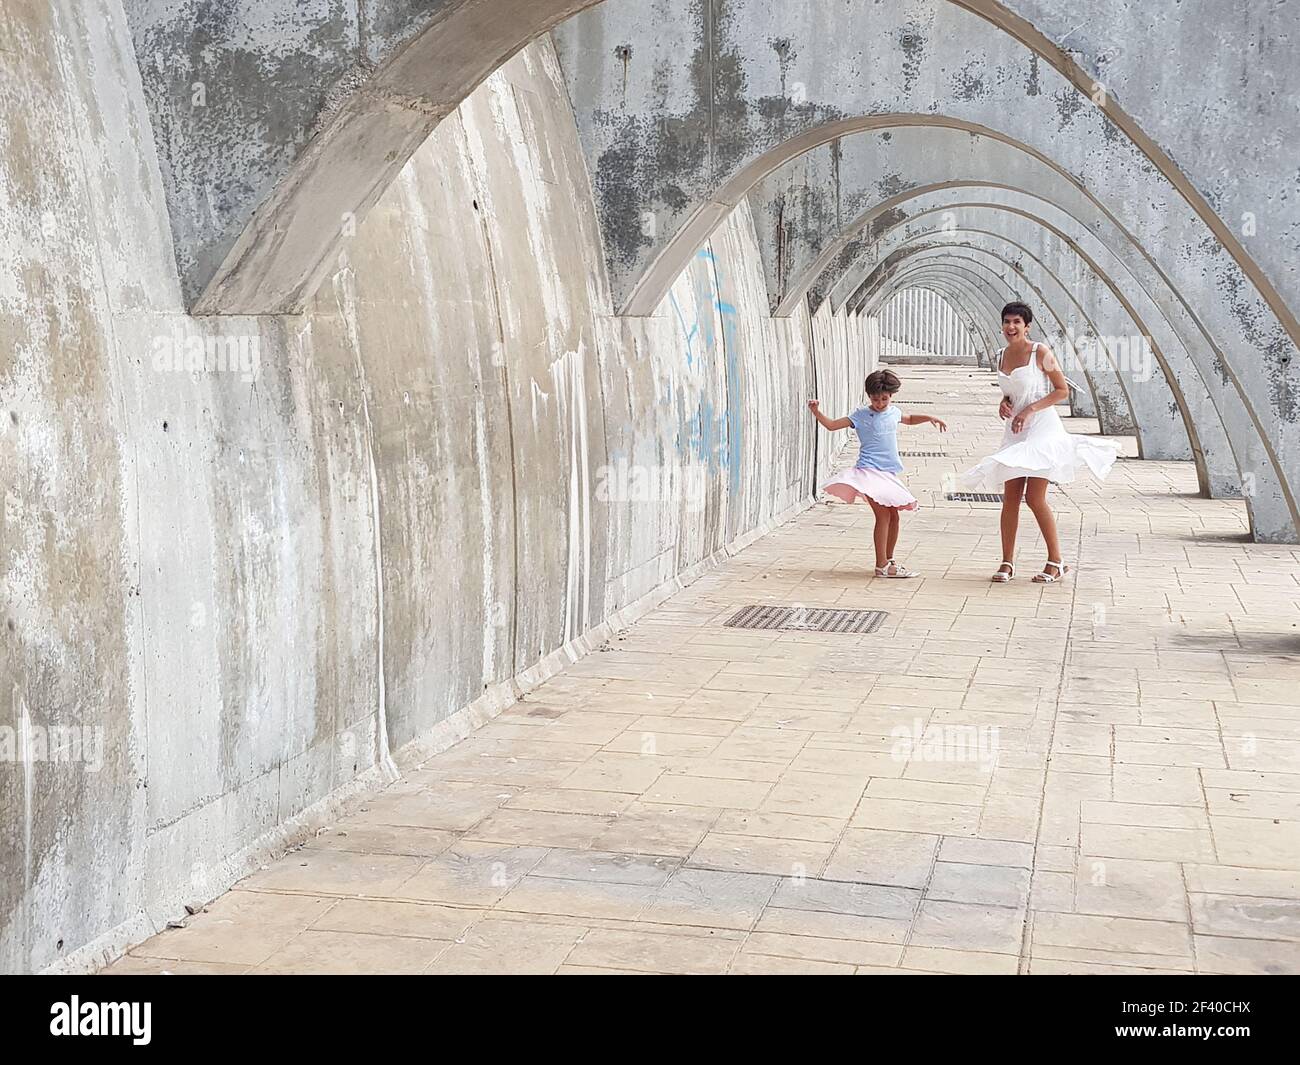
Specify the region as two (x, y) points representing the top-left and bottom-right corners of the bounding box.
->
(901, 411), (948, 432)
(807, 400), (852, 430)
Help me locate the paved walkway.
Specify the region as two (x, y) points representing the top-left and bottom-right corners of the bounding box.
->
(108, 367), (1300, 975)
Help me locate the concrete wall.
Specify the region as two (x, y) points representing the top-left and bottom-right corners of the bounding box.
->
(0, 4), (865, 972)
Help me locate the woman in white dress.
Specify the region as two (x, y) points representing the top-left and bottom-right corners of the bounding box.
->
(958, 302), (1119, 583)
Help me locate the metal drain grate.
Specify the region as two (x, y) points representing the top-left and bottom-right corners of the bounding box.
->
(724, 604), (889, 634)
(945, 492), (1004, 503)
(900, 450), (946, 457)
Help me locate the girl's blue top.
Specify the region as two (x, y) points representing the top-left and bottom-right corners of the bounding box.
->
(849, 405), (903, 472)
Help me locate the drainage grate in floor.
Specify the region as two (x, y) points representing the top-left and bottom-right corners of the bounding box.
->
(724, 604), (889, 634)
(945, 492), (1004, 503)
(900, 450), (946, 457)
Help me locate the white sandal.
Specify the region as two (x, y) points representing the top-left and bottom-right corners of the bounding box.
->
(990, 561), (1015, 583)
(876, 559), (920, 579)
(1032, 560), (1070, 584)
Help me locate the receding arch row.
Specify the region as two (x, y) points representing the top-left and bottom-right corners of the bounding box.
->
(876, 282), (1002, 367)
(880, 224), (1182, 456)
(552, 8), (1300, 543)
(824, 198), (1244, 499)
(744, 123), (1285, 513)
(867, 271), (1009, 368)
(604, 103), (1300, 539)
(753, 123), (1201, 320)
(946, 0), (1300, 346)
(554, 0), (1298, 375)
(846, 242), (1141, 443)
(123, 1), (1300, 539)
(872, 277), (1002, 366)
(843, 240), (1273, 535)
(141, 0), (1299, 365)
(861, 267), (1039, 382)
(824, 195), (1286, 527)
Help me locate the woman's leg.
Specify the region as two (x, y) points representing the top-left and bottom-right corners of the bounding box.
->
(998, 478), (1027, 576)
(868, 499), (891, 568)
(1024, 477), (1064, 573)
(886, 509), (901, 560)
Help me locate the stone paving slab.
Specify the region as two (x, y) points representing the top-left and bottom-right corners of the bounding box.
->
(105, 368), (1300, 975)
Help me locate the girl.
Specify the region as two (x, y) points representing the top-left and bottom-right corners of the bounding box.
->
(958, 301), (1119, 584)
(808, 368), (947, 578)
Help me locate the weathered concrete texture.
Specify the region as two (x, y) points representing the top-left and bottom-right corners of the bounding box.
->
(111, 0), (1300, 539)
(553, 0), (1300, 540)
(4, 0), (1297, 978)
(121, 0), (607, 311)
(0, 8), (869, 972)
(118, 0), (1300, 360)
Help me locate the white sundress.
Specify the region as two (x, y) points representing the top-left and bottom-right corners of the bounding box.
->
(958, 343), (1120, 491)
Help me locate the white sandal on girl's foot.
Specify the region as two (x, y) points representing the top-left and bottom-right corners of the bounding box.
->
(990, 562), (1015, 583)
(1032, 560), (1070, 584)
(876, 559), (920, 579)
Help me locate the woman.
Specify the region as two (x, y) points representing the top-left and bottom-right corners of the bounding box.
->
(958, 302), (1119, 583)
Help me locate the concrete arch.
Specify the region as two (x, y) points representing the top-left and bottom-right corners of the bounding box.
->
(141, 0), (1300, 357)
(855, 258), (1092, 408)
(874, 279), (1000, 363)
(744, 124), (1196, 321)
(800, 175), (1226, 464)
(554, 0), (1299, 361)
(844, 234), (1145, 443)
(554, 4), (1299, 538)
(122, 1), (1298, 536)
(126, 0), (604, 312)
(855, 258), (1106, 417)
(861, 261), (1027, 339)
(750, 133), (1275, 506)
(825, 198), (1234, 484)
(864, 263), (1031, 352)
(949, 0), (1300, 345)
(826, 194), (1270, 508)
(865, 274), (1041, 383)
(846, 246), (1118, 430)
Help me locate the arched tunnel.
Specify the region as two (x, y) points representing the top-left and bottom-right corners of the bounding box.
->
(3, 0), (1299, 979)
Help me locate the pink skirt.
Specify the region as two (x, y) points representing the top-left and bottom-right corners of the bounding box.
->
(822, 467), (918, 510)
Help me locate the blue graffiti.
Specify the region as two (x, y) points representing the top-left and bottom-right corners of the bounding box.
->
(665, 248), (744, 491)
(668, 291), (699, 366)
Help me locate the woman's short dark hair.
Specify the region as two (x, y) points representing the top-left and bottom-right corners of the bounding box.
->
(865, 369), (902, 395)
(1001, 301), (1034, 326)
